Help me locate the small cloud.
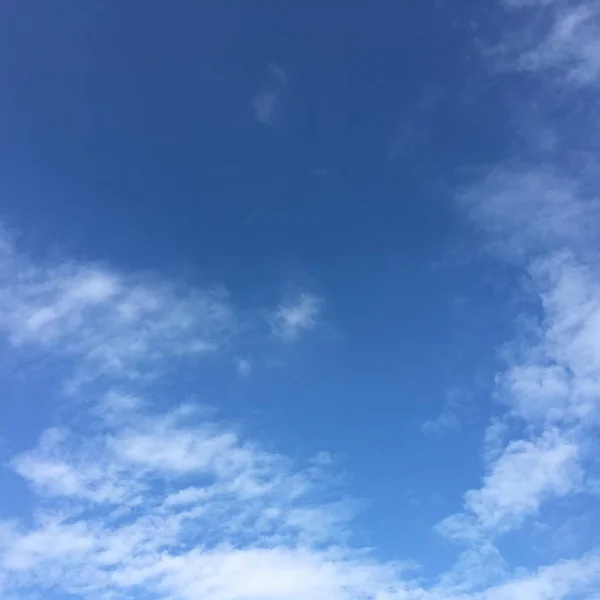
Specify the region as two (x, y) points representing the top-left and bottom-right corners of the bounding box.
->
(421, 410), (461, 437)
(236, 357), (252, 378)
(311, 451), (334, 467)
(253, 91), (279, 125)
(421, 388), (465, 438)
(270, 292), (323, 342)
(253, 64), (287, 125)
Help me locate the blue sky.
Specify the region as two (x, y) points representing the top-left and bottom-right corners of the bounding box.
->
(1, 1), (600, 598)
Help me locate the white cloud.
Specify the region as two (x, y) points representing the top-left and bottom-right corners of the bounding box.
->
(438, 432), (581, 540)
(498, 0), (600, 85)
(421, 410), (461, 438)
(4, 0), (600, 586)
(447, 0), (600, 566)
(482, 551), (600, 600)
(450, 164), (599, 555)
(466, 432), (581, 532)
(270, 292), (323, 342)
(460, 166), (600, 259)
(0, 398), (417, 600)
(2, 230), (600, 599)
(0, 242), (235, 387)
(0, 234), (327, 390)
(517, 3), (600, 84)
(496, 252), (600, 425)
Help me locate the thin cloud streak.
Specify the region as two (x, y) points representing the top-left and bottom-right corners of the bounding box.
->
(253, 64), (288, 125)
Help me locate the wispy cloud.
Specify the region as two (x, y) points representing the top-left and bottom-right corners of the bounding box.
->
(1, 386), (410, 599)
(0, 235), (327, 389)
(422, 389), (465, 438)
(433, 0), (600, 588)
(459, 166), (600, 259)
(270, 292), (323, 342)
(5, 226), (600, 600)
(3, 0), (600, 595)
(236, 357), (253, 378)
(0, 242), (235, 389)
(421, 410), (461, 437)
(439, 431), (582, 541)
(253, 64), (288, 125)
(496, 0), (600, 85)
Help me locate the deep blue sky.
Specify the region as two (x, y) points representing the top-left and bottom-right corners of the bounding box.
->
(1, 1), (599, 599)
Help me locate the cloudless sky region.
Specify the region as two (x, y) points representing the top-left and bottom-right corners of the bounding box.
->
(1, 1), (600, 599)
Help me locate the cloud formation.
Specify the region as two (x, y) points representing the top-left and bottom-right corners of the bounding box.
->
(2, 219), (599, 599)
(497, 0), (600, 85)
(0, 243), (235, 388)
(2, 1), (600, 598)
(428, 0), (600, 590)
